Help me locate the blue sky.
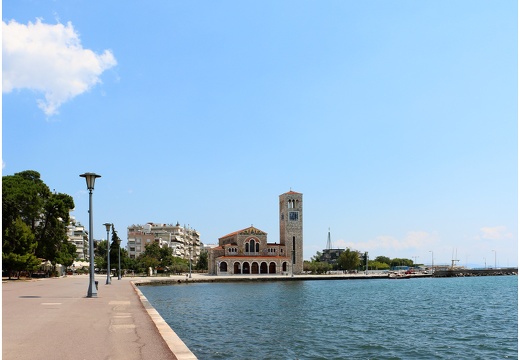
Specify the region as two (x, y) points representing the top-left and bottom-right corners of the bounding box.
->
(3, 1), (517, 267)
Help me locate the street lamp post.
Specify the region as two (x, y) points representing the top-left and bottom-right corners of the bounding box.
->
(80, 172), (101, 298)
(115, 235), (122, 280)
(104, 223), (112, 285)
(189, 246), (192, 279)
(429, 250), (434, 275)
(291, 249), (295, 277)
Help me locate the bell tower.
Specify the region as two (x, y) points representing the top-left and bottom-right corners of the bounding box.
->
(279, 190), (303, 274)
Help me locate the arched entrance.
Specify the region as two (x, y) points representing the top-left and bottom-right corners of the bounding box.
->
(282, 262), (287, 272)
(234, 262), (241, 274)
(242, 262), (250, 274)
(269, 262), (276, 274)
(220, 262), (228, 272)
(251, 262), (259, 274)
(260, 262), (268, 274)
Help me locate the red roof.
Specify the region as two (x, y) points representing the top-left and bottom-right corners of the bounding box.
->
(219, 225), (267, 240)
(282, 190), (301, 195)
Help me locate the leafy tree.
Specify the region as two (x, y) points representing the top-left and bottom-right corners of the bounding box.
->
(35, 192), (75, 263)
(94, 240), (109, 271)
(136, 242), (176, 275)
(2, 170), (75, 273)
(303, 260), (330, 274)
(170, 257), (189, 274)
(368, 260), (390, 270)
(2, 218), (40, 278)
(337, 248), (360, 271)
(390, 258), (413, 268)
(55, 240), (76, 269)
(2, 170), (50, 234)
(310, 251), (323, 262)
(196, 250), (208, 270)
(374, 256), (391, 266)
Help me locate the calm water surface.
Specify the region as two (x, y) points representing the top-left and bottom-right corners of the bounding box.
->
(140, 276), (517, 360)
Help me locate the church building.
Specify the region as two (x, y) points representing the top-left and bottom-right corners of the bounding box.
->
(208, 190), (303, 275)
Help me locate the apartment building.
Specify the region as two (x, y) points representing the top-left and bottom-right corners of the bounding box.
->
(127, 222), (201, 263)
(67, 216), (88, 260)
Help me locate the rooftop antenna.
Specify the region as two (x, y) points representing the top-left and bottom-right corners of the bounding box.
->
(326, 228), (332, 251)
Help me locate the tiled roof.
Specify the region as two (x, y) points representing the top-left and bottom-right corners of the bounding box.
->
(219, 225), (267, 240)
(282, 190), (301, 195)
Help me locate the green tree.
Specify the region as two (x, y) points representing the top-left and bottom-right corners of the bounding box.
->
(2, 170), (50, 234)
(368, 260), (390, 270)
(310, 251), (323, 262)
(338, 248), (360, 271)
(304, 261), (332, 274)
(136, 242), (176, 275)
(196, 250), (208, 271)
(3, 170), (75, 272)
(390, 258), (413, 268)
(35, 192), (75, 264)
(170, 257), (189, 274)
(94, 239), (109, 271)
(374, 256), (391, 266)
(2, 218), (40, 278)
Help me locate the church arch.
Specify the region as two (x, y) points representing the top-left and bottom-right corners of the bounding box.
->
(269, 262), (276, 274)
(260, 262), (268, 274)
(233, 262), (241, 274)
(282, 262), (287, 272)
(252, 262), (259, 274)
(220, 262), (228, 272)
(242, 262), (250, 274)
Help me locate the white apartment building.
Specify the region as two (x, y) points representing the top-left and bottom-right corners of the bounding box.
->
(67, 216), (88, 260)
(127, 222), (201, 263)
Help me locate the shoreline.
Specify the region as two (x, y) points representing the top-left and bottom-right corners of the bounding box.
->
(131, 268), (518, 287)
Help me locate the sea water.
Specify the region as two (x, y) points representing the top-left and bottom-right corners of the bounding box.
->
(139, 276), (518, 359)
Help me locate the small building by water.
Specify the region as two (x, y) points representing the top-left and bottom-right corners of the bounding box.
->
(208, 190), (304, 275)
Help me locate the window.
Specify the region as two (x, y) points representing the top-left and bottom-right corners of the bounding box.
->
(289, 211), (299, 221)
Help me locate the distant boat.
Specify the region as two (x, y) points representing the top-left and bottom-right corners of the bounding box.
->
(388, 272), (411, 279)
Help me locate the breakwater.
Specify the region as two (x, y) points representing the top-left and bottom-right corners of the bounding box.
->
(433, 268), (518, 277)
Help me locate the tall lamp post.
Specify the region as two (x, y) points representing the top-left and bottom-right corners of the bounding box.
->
(189, 246), (192, 279)
(104, 223), (112, 285)
(115, 234), (122, 280)
(291, 249), (295, 278)
(80, 172), (101, 298)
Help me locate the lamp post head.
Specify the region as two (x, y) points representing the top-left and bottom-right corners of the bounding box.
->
(80, 172), (101, 190)
(115, 238), (121, 246)
(103, 223), (112, 232)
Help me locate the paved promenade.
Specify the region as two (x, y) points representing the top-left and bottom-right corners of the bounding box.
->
(2, 274), (196, 360)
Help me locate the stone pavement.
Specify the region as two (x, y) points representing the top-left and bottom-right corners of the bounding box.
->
(2, 274), (197, 360)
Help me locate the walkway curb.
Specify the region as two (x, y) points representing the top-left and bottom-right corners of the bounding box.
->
(131, 281), (197, 360)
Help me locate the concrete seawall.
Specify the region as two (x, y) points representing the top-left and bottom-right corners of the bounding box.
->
(132, 272), (432, 287)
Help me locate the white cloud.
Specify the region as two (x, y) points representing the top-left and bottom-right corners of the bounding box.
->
(477, 226), (512, 241)
(2, 19), (117, 116)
